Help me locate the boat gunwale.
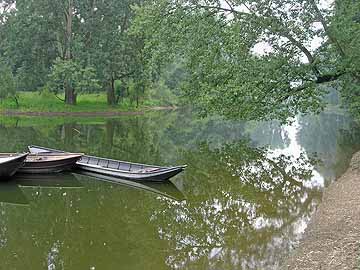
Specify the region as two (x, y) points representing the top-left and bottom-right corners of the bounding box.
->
(26, 154), (83, 163)
(0, 153), (29, 165)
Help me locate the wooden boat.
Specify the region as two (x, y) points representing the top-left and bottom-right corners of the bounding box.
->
(0, 153), (28, 178)
(28, 145), (186, 182)
(18, 153), (83, 174)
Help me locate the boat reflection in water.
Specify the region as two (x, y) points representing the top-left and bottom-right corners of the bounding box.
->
(14, 173), (83, 189)
(74, 171), (185, 201)
(10, 172), (185, 202)
(0, 182), (29, 205)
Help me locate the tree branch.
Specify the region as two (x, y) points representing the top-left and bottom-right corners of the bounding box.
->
(195, 4), (316, 65)
(54, 94), (65, 102)
(308, 0), (345, 57)
(316, 72), (344, 84)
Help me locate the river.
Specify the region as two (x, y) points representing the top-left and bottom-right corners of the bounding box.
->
(0, 109), (359, 269)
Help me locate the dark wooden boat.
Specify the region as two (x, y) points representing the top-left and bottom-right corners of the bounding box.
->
(18, 153), (83, 174)
(0, 153), (28, 178)
(28, 145), (186, 182)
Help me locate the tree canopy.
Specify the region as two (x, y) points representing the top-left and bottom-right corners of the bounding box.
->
(0, 0), (148, 105)
(133, 0), (360, 122)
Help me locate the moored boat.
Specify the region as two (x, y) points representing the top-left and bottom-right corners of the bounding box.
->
(0, 153), (28, 178)
(28, 145), (186, 181)
(18, 153), (83, 174)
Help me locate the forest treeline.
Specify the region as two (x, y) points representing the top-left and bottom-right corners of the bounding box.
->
(0, 0), (183, 107)
(0, 0), (359, 121)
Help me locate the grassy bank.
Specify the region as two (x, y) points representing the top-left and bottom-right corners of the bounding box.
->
(0, 92), (167, 113)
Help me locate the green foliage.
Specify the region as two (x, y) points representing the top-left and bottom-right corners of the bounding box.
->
(127, 79), (146, 106)
(147, 79), (178, 106)
(0, 92), (138, 112)
(0, 0), (150, 106)
(134, 0), (360, 122)
(332, 0), (360, 118)
(0, 60), (17, 103)
(47, 58), (100, 95)
(114, 80), (123, 98)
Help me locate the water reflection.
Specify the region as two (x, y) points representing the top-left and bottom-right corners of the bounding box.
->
(0, 109), (358, 269)
(14, 173), (83, 188)
(0, 182), (28, 205)
(157, 141), (321, 269)
(74, 171), (185, 201)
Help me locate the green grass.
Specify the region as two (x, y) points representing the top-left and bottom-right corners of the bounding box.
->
(0, 115), (127, 127)
(0, 92), (145, 113)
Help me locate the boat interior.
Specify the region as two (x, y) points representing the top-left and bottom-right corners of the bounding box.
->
(80, 156), (162, 173)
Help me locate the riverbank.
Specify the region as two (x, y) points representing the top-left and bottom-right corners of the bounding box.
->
(282, 151), (360, 269)
(0, 92), (177, 114)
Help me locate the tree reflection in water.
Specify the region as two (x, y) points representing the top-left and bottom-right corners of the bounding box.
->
(153, 141), (321, 270)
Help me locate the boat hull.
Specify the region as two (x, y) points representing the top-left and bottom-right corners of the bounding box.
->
(0, 154), (28, 178)
(77, 163), (184, 182)
(18, 155), (82, 174)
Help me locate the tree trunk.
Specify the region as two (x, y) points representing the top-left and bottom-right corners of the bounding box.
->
(13, 95), (19, 108)
(65, 83), (77, 105)
(105, 120), (115, 147)
(64, 0), (77, 105)
(107, 76), (116, 106)
(63, 123), (76, 147)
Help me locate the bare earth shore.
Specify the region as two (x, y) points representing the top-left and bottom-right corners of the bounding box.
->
(0, 106), (177, 117)
(282, 151), (360, 270)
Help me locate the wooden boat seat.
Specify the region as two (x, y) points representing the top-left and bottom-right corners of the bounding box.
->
(26, 154), (82, 162)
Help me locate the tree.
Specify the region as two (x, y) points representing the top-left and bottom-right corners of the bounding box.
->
(134, 0), (360, 122)
(75, 0), (147, 105)
(47, 58), (100, 103)
(0, 0), (60, 92)
(332, 0), (360, 118)
(0, 59), (18, 106)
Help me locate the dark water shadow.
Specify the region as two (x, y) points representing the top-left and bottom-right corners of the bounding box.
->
(13, 173), (83, 189)
(0, 182), (29, 205)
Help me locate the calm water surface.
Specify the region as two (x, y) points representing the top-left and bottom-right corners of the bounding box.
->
(0, 110), (359, 270)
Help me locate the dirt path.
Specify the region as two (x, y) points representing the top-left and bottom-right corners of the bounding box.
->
(0, 106), (177, 117)
(1, 111), (144, 117)
(282, 152), (360, 270)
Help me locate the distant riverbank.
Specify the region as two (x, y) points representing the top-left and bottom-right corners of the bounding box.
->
(1, 106), (177, 117)
(0, 92), (177, 115)
(282, 151), (360, 269)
